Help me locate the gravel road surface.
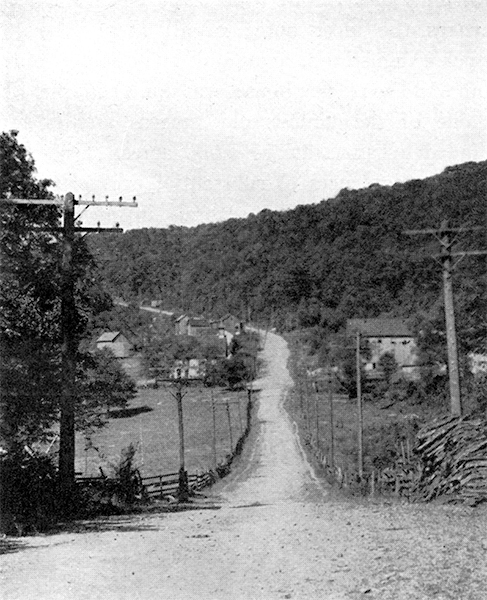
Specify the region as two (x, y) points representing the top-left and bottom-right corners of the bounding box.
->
(1, 332), (486, 599)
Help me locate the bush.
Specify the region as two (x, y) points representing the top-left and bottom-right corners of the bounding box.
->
(75, 444), (146, 516)
(0, 448), (59, 535)
(364, 418), (421, 471)
(112, 443), (145, 505)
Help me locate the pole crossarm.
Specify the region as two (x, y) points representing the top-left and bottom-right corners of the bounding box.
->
(404, 226), (484, 235)
(77, 227), (123, 233)
(0, 197), (64, 205)
(77, 199), (138, 207)
(1, 196), (138, 208)
(37, 226), (123, 233)
(433, 250), (487, 258)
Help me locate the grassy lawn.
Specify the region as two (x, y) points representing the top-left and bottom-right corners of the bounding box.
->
(75, 386), (250, 478)
(287, 383), (427, 478)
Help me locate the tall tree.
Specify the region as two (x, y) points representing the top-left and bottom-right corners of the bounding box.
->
(0, 131), (133, 451)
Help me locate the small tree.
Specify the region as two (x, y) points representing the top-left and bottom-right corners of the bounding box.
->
(378, 351), (398, 384)
(77, 349), (137, 430)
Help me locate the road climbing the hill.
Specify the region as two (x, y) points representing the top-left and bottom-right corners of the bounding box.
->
(1, 332), (486, 599)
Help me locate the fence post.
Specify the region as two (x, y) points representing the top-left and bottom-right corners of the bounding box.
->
(226, 400), (233, 452)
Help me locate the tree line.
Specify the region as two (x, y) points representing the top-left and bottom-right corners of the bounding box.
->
(89, 160), (486, 364)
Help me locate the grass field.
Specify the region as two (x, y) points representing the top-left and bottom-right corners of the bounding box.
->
(288, 389), (421, 473)
(75, 385), (250, 479)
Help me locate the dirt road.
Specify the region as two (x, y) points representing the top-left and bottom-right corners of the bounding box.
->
(1, 332), (486, 599)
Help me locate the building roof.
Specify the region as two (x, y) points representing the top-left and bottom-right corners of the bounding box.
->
(188, 318), (210, 327)
(96, 331), (124, 343)
(346, 318), (413, 338)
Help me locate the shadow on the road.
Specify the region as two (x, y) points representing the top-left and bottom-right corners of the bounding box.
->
(108, 405), (153, 419)
(58, 514), (160, 534)
(231, 502), (269, 509)
(0, 538), (29, 555)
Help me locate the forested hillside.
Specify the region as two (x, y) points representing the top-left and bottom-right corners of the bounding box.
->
(88, 161), (486, 354)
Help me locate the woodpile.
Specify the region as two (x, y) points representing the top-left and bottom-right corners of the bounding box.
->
(413, 415), (487, 505)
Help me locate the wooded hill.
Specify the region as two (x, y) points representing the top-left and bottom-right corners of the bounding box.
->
(88, 161), (486, 356)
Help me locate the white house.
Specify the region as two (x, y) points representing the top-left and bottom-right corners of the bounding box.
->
(346, 318), (418, 380)
(95, 331), (133, 358)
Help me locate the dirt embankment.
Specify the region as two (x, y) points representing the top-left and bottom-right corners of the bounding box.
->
(1, 332), (486, 600)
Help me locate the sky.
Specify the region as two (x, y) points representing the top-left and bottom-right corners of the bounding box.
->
(1, 0), (486, 230)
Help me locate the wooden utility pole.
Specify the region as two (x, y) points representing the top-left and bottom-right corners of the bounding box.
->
(211, 389), (217, 471)
(59, 193), (77, 502)
(314, 382), (320, 451)
(356, 331), (363, 479)
(59, 194), (136, 506)
(158, 371), (203, 502)
(328, 375), (334, 470)
(440, 227), (461, 415)
(405, 221), (486, 417)
(1, 192), (137, 508)
(174, 378), (189, 501)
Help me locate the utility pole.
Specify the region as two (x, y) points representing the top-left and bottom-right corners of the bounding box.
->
(2, 192), (137, 508)
(59, 193), (76, 502)
(158, 371), (203, 502)
(211, 389), (217, 472)
(314, 382), (320, 452)
(404, 221), (486, 417)
(356, 331), (363, 479)
(328, 374), (334, 470)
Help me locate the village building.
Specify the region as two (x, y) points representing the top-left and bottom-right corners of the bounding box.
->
(174, 315), (215, 338)
(95, 331), (133, 358)
(346, 318), (418, 380)
(469, 353), (487, 375)
(210, 314), (243, 335)
(172, 358), (204, 379)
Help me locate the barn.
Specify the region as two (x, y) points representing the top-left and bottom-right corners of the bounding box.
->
(95, 331), (133, 358)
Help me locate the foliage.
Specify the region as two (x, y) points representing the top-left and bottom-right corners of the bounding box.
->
(0, 131), (131, 449)
(89, 160), (486, 353)
(365, 418), (421, 471)
(76, 349), (137, 431)
(0, 447), (59, 534)
(142, 334), (205, 378)
(111, 443), (145, 505)
(378, 351), (398, 384)
(463, 372), (487, 418)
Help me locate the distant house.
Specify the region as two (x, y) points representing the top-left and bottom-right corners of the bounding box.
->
(346, 318), (418, 380)
(175, 315), (214, 338)
(172, 358), (204, 379)
(96, 331), (133, 358)
(174, 315), (190, 335)
(210, 314), (243, 335)
(469, 353), (487, 375)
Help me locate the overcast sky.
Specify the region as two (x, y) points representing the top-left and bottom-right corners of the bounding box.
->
(2, 0), (486, 230)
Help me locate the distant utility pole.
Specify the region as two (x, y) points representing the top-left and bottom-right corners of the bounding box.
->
(405, 220), (486, 417)
(328, 373), (334, 470)
(2, 192), (137, 508)
(158, 371), (203, 502)
(356, 332), (363, 479)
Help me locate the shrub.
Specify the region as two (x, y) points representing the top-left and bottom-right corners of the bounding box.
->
(0, 448), (59, 534)
(112, 443), (145, 505)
